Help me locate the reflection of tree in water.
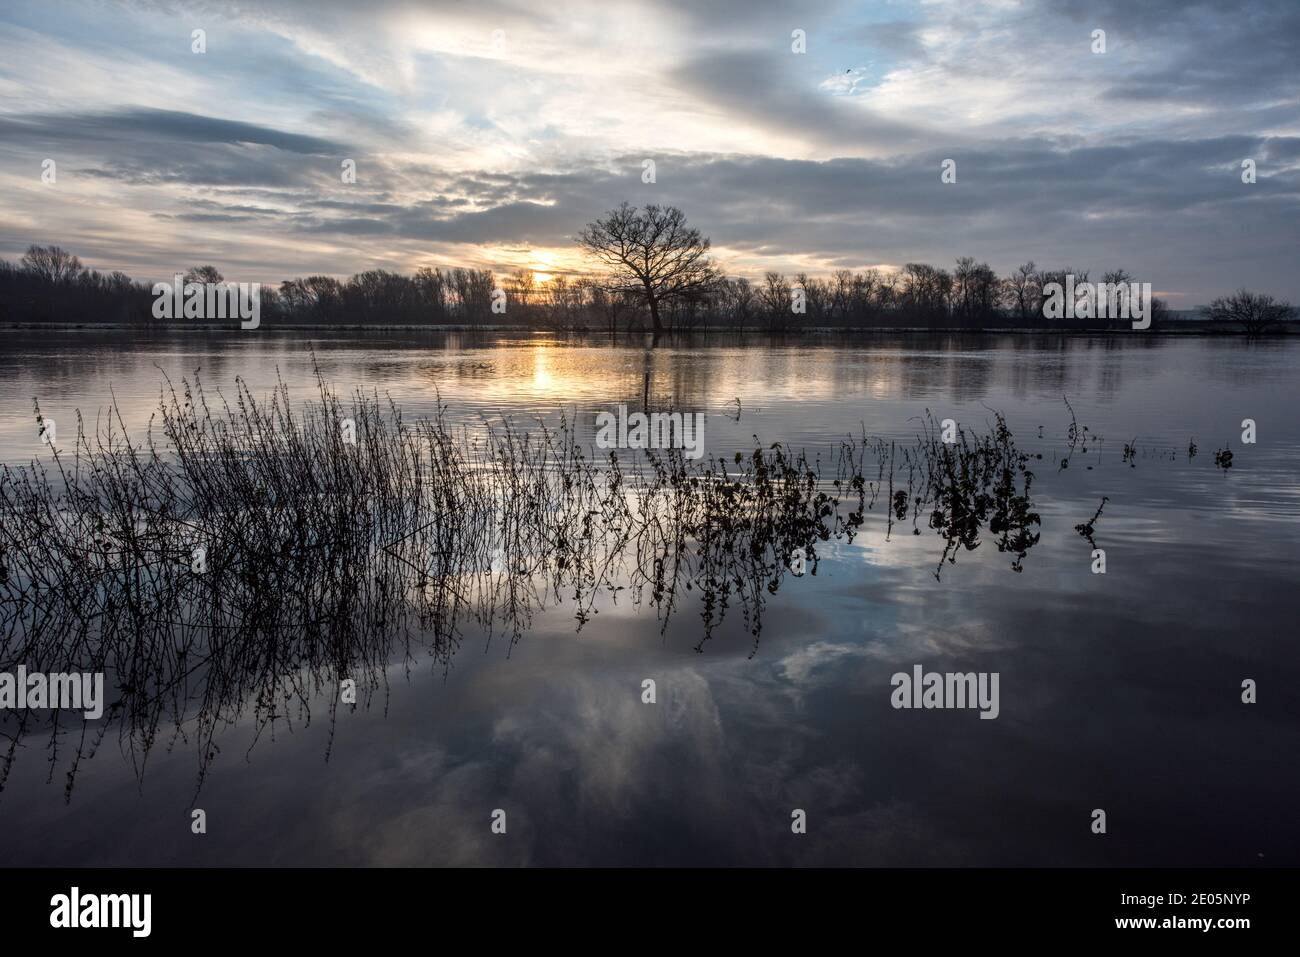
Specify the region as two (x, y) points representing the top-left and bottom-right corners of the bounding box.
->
(0, 370), (1041, 801)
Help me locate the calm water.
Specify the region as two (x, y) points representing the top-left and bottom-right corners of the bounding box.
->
(1, 330), (1297, 866)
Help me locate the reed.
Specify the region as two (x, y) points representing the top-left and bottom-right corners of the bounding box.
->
(0, 366), (1042, 800)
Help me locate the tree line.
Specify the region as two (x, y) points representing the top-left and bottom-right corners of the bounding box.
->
(2, 203), (1293, 334)
(0, 246), (501, 327)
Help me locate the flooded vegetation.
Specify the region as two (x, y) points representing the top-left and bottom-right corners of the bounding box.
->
(0, 366), (1058, 799)
(0, 333), (1293, 867)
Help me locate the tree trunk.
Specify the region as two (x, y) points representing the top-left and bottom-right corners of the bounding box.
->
(647, 292), (663, 334)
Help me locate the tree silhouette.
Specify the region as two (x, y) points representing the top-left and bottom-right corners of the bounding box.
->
(1207, 289), (1295, 335)
(578, 203), (718, 334)
(183, 265), (224, 284)
(20, 245), (83, 284)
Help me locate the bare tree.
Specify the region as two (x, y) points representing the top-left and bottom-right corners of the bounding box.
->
(21, 245), (83, 284)
(184, 265), (224, 285)
(760, 271), (792, 330)
(507, 268), (536, 309)
(952, 256), (1000, 327)
(578, 203), (718, 335)
(1005, 261), (1039, 324)
(1207, 289), (1296, 335)
(1038, 266), (1087, 327)
(723, 277), (757, 330)
(413, 266), (450, 320)
(901, 263), (952, 324)
(795, 272), (829, 324)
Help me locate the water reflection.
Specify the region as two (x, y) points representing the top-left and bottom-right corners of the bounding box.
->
(0, 333), (1297, 866)
(1, 367), (1052, 801)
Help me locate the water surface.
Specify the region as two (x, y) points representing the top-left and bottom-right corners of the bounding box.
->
(0, 330), (1296, 866)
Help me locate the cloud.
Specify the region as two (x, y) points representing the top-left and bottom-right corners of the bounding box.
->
(671, 49), (937, 156)
(0, 0), (1297, 298)
(0, 107), (343, 154)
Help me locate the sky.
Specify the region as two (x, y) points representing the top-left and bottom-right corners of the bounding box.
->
(0, 0), (1297, 303)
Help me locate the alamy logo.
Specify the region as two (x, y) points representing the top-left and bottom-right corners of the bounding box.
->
(50, 887), (151, 937)
(0, 667), (104, 719)
(1042, 275), (1151, 329)
(151, 273), (261, 329)
(595, 404), (704, 459)
(890, 665), (1000, 719)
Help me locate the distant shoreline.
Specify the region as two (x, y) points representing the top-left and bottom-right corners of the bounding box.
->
(4, 321), (1294, 335)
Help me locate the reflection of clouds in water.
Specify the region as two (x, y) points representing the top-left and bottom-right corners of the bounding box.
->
(323, 745), (525, 867)
(778, 640), (873, 687)
(305, 665), (730, 865)
(479, 662), (968, 864)
(495, 668), (725, 812)
(322, 657), (966, 865)
(3, 335), (1297, 864)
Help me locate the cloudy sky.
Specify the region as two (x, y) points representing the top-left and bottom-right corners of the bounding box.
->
(1, 0), (1297, 302)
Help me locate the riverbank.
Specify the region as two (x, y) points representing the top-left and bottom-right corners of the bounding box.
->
(4, 321), (1295, 335)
